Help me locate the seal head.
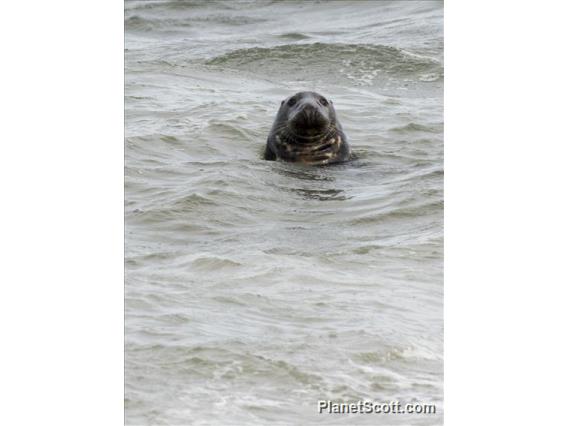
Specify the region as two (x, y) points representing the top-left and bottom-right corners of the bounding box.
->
(264, 91), (351, 165)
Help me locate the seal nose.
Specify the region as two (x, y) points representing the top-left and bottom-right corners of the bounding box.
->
(290, 99), (329, 135)
(303, 103), (317, 114)
(299, 103), (319, 122)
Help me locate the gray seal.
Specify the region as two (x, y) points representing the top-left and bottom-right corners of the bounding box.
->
(264, 91), (351, 165)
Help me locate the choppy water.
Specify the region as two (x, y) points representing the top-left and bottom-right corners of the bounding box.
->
(125, 1), (443, 424)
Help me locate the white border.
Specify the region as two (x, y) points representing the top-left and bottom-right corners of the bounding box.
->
(0, 1), (123, 425)
(2, 1), (568, 425)
(446, 1), (568, 424)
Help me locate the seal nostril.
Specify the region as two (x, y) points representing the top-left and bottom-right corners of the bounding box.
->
(302, 104), (317, 119)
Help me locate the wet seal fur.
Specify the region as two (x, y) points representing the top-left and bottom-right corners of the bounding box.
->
(264, 91), (351, 165)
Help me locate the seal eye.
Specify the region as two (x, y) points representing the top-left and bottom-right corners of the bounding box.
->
(288, 98), (297, 106)
(320, 98), (328, 106)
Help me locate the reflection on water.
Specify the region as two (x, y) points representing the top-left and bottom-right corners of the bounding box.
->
(292, 187), (349, 202)
(272, 163), (337, 181)
(271, 163), (351, 201)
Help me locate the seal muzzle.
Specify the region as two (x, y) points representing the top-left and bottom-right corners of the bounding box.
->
(289, 100), (330, 136)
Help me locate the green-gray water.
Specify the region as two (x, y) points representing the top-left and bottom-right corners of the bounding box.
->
(125, 1), (443, 424)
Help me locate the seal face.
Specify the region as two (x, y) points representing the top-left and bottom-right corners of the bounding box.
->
(264, 91), (351, 165)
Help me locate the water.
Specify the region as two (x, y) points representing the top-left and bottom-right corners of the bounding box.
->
(125, 1), (443, 424)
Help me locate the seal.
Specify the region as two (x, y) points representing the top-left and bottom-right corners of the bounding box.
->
(264, 91), (351, 165)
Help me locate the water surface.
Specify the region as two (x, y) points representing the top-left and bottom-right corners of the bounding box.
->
(125, 1), (443, 424)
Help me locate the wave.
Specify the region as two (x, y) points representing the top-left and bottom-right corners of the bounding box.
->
(125, 15), (192, 32)
(347, 199), (443, 226)
(277, 32), (312, 41)
(125, 1), (224, 12)
(390, 122), (442, 134)
(206, 42), (443, 83)
(191, 256), (243, 270)
(125, 10), (266, 32)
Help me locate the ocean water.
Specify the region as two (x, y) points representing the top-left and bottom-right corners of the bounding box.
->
(125, 1), (443, 424)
